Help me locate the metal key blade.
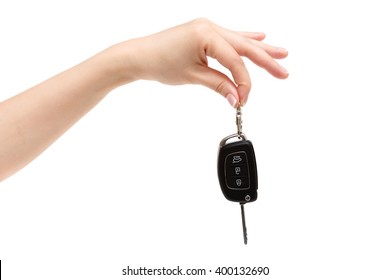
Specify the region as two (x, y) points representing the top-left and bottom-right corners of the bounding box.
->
(240, 203), (248, 245)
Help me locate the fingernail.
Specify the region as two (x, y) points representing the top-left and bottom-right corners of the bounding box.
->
(226, 94), (237, 108)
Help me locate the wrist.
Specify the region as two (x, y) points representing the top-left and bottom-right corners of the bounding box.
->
(89, 42), (140, 92)
(105, 40), (142, 86)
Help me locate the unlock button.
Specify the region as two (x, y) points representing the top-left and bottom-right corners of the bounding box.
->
(227, 165), (248, 178)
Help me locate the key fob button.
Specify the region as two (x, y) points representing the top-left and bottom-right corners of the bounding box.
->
(226, 176), (249, 189)
(226, 152), (247, 166)
(226, 164), (248, 178)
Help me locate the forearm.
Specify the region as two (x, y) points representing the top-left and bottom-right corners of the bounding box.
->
(0, 44), (132, 181)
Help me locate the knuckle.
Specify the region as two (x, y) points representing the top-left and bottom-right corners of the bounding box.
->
(191, 17), (211, 26)
(215, 80), (228, 95)
(230, 58), (247, 77)
(189, 18), (214, 38)
(233, 56), (245, 67)
(241, 79), (252, 90)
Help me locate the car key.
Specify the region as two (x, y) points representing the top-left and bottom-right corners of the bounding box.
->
(217, 105), (258, 244)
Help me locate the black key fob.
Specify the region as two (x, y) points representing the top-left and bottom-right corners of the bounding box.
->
(217, 134), (258, 204)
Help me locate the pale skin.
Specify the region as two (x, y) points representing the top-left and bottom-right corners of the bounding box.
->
(0, 18), (288, 182)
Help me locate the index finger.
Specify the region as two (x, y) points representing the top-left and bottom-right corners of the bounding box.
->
(205, 33), (252, 106)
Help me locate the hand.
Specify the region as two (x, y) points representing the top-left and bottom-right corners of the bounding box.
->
(117, 18), (289, 107)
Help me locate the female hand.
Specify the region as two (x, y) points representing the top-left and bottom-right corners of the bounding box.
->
(116, 18), (289, 107)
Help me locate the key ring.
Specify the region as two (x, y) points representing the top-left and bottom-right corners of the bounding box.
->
(236, 104), (243, 138)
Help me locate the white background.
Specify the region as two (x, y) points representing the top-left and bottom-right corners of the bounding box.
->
(1, 0), (389, 279)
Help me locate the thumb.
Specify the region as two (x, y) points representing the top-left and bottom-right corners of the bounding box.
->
(191, 66), (239, 108)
